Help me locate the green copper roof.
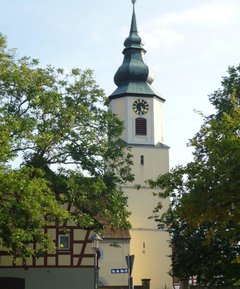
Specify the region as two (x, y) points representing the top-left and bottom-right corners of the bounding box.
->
(110, 1), (164, 101)
(110, 82), (159, 98)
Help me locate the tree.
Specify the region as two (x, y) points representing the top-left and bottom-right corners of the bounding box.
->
(0, 33), (134, 260)
(149, 64), (240, 286)
(0, 166), (68, 260)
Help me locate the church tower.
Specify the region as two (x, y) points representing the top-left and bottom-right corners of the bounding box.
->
(108, 2), (172, 289)
(109, 2), (165, 148)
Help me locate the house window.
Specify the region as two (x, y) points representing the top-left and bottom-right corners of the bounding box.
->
(140, 155), (144, 165)
(58, 234), (70, 250)
(136, 118), (147, 135)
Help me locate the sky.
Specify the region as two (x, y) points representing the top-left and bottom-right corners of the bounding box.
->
(1, 0), (240, 168)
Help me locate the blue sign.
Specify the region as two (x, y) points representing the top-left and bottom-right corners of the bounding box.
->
(111, 268), (128, 274)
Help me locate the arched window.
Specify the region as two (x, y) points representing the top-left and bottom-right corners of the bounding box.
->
(135, 118), (147, 135)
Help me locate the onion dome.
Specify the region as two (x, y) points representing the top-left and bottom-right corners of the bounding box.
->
(110, 1), (163, 101)
(114, 2), (154, 87)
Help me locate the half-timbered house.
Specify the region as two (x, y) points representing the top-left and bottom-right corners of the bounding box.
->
(0, 226), (96, 289)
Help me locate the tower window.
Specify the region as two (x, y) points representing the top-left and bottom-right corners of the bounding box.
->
(135, 118), (147, 135)
(140, 155), (144, 165)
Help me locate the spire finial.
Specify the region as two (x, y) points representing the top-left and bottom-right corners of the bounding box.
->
(129, 0), (137, 33)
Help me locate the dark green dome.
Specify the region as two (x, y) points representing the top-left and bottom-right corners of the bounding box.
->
(110, 1), (164, 102)
(114, 4), (154, 87)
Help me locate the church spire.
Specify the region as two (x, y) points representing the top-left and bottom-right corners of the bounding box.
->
(130, 0), (137, 33)
(110, 1), (163, 100)
(123, 0), (143, 52)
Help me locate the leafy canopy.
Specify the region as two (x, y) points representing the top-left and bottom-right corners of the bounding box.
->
(0, 33), (134, 260)
(149, 64), (240, 286)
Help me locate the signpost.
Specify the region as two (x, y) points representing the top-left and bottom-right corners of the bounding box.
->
(125, 255), (135, 289)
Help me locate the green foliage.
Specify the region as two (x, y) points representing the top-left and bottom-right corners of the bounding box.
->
(0, 33), (133, 260)
(149, 64), (240, 286)
(0, 166), (68, 261)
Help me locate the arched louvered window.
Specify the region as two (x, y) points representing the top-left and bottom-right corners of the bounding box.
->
(135, 118), (147, 135)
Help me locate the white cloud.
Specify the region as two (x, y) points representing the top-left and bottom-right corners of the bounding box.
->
(139, 0), (240, 50)
(155, 1), (240, 28)
(142, 30), (184, 49)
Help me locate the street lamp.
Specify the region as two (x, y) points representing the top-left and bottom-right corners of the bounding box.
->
(90, 233), (103, 289)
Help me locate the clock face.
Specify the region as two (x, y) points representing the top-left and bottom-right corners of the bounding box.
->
(132, 99), (149, 115)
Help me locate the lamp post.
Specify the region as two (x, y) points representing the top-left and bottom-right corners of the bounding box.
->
(90, 233), (103, 289)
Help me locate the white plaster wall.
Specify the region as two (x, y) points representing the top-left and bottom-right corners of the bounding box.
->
(128, 145), (169, 186)
(124, 187), (169, 229)
(153, 98), (164, 144)
(110, 98), (127, 141)
(99, 240), (130, 286)
(123, 145), (171, 289)
(109, 96), (171, 289)
(130, 230), (172, 289)
(110, 97), (164, 145)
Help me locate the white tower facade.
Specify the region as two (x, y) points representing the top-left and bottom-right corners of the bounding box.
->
(109, 96), (164, 145)
(101, 3), (172, 289)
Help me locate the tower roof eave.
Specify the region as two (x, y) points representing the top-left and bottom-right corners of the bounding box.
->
(109, 81), (165, 102)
